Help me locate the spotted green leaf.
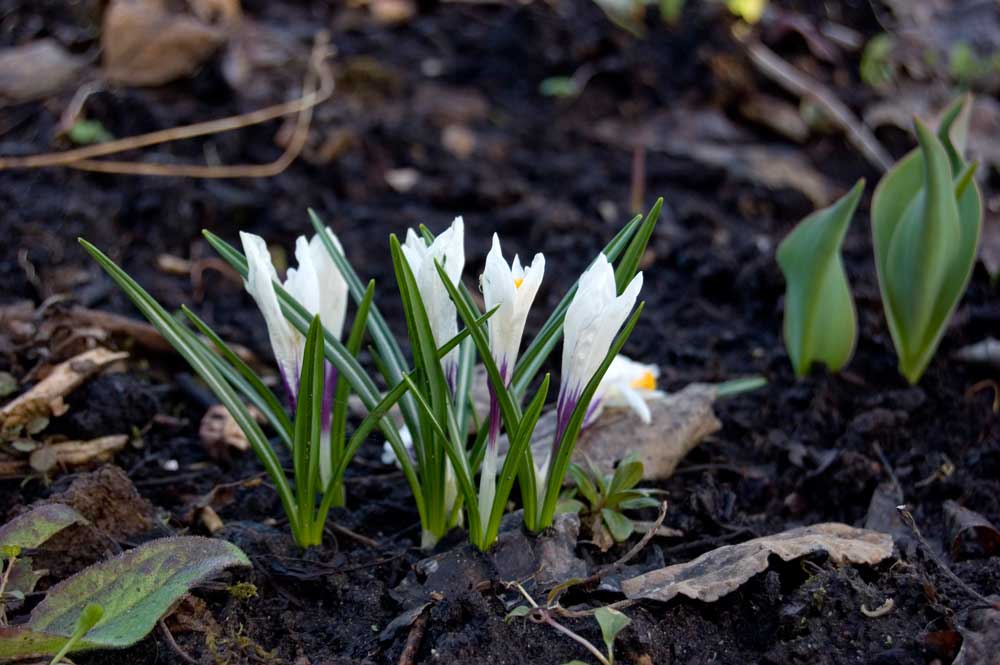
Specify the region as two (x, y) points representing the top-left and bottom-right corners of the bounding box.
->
(777, 179), (863, 377)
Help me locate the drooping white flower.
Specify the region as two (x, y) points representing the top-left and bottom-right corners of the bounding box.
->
(400, 217), (465, 379)
(584, 354), (662, 426)
(242, 229), (350, 488)
(556, 255), (643, 440)
(481, 234), (544, 382)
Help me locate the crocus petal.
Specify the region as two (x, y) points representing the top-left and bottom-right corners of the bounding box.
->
(561, 255), (643, 398)
(308, 229), (349, 340)
(592, 354), (661, 425)
(241, 232), (303, 397)
(482, 234), (544, 381)
(401, 217), (465, 373)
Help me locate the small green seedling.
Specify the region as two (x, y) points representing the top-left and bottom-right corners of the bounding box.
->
(563, 607), (632, 665)
(872, 95), (982, 383)
(777, 179), (864, 377)
(564, 453), (662, 551)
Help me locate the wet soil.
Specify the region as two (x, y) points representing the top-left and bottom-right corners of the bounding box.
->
(1, 0), (999, 663)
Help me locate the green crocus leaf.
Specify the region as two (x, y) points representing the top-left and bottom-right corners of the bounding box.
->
(777, 179), (864, 377)
(0, 537), (249, 660)
(872, 99), (982, 384)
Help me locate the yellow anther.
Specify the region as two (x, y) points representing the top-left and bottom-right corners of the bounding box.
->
(514, 277), (524, 289)
(630, 370), (656, 391)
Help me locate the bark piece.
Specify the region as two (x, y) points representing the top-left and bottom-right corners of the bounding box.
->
(1, 348), (128, 432)
(622, 523), (893, 603)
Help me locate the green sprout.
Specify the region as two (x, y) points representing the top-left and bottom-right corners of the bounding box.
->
(562, 453), (662, 551)
(777, 179), (864, 377)
(860, 34), (897, 89)
(872, 95), (982, 384)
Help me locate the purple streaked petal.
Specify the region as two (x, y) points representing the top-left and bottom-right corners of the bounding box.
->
(321, 361), (337, 431)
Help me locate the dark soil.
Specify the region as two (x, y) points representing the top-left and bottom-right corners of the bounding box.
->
(1, 0), (999, 663)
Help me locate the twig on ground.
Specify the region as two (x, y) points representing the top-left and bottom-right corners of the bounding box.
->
(328, 522), (380, 549)
(159, 619), (199, 665)
(0, 34), (334, 178)
(742, 38), (892, 172)
(397, 606), (429, 665)
(896, 506), (1000, 610)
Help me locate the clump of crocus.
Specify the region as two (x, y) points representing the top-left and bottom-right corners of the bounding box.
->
(872, 95), (982, 383)
(82, 198), (662, 552)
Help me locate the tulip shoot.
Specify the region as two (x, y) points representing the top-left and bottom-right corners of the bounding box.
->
(872, 95), (982, 384)
(777, 179), (863, 377)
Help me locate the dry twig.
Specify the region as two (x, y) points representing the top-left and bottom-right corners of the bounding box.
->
(0, 34), (334, 178)
(743, 39), (892, 172)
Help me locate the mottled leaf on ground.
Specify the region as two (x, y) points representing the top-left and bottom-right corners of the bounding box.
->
(0, 537), (250, 660)
(622, 523), (893, 603)
(0, 504), (86, 551)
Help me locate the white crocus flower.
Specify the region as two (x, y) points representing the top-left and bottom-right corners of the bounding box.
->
(241, 229), (349, 486)
(401, 217), (465, 384)
(477, 234), (544, 529)
(555, 255), (643, 445)
(584, 354), (662, 426)
(481, 234), (545, 381)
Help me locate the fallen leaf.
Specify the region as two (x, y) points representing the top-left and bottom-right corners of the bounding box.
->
(621, 523), (893, 603)
(199, 404), (254, 459)
(944, 500), (1000, 561)
(0, 39), (87, 106)
(501, 384), (721, 481)
(102, 0), (226, 86)
(1, 348), (128, 432)
(8, 435), (130, 477)
(954, 598), (1000, 665)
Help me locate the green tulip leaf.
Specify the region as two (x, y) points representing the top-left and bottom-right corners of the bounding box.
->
(777, 179), (864, 377)
(872, 97), (982, 384)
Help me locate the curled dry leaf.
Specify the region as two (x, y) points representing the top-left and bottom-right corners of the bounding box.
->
(954, 597), (1000, 665)
(943, 500), (1000, 561)
(102, 0), (226, 86)
(0, 348), (128, 432)
(0, 39), (87, 106)
(621, 523), (893, 603)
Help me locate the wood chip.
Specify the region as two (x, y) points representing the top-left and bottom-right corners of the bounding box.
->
(1, 348), (128, 431)
(622, 523), (893, 603)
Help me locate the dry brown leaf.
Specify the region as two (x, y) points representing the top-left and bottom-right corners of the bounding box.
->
(571, 385), (721, 480)
(944, 500), (1000, 561)
(622, 523), (893, 603)
(102, 0), (226, 86)
(0, 39), (87, 106)
(497, 384), (721, 481)
(199, 404), (265, 459)
(1, 348), (128, 431)
(954, 598), (1000, 665)
(8, 435), (129, 476)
